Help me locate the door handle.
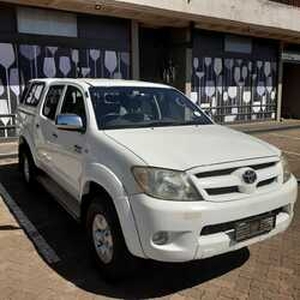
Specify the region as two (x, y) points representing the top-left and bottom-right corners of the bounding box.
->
(52, 133), (58, 138)
(36, 123), (40, 128)
(74, 144), (82, 153)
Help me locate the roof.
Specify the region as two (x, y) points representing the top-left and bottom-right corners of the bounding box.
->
(29, 78), (172, 89)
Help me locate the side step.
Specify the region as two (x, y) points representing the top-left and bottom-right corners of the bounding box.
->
(37, 175), (81, 222)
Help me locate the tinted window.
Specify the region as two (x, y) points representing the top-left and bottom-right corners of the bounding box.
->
(22, 82), (45, 106)
(20, 84), (30, 104)
(60, 86), (87, 127)
(225, 35), (252, 54)
(43, 85), (64, 120)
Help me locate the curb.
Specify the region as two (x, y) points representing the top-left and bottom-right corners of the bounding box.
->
(232, 124), (300, 134)
(0, 137), (18, 144)
(0, 152), (18, 160)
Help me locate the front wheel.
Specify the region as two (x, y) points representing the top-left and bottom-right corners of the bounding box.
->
(19, 148), (36, 185)
(86, 199), (139, 281)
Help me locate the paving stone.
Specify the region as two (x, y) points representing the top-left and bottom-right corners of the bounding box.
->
(0, 129), (299, 299)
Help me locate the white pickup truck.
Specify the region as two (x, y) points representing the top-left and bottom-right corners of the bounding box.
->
(18, 78), (297, 280)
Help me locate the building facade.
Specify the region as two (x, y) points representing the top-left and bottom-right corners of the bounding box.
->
(1, 0), (300, 136)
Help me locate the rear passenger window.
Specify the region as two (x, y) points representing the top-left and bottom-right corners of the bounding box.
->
(22, 83), (45, 106)
(42, 85), (65, 120)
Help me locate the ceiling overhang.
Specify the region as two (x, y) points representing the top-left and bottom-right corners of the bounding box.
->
(2, 0), (300, 44)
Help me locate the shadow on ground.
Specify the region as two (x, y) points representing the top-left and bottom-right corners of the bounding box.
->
(0, 163), (249, 299)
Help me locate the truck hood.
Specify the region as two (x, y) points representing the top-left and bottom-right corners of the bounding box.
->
(104, 125), (280, 170)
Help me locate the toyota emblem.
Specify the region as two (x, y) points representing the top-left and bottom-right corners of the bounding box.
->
(242, 169), (257, 184)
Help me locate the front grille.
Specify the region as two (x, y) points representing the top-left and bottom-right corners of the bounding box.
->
(196, 162), (276, 179)
(205, 177), (277, 196)
(200, 207), (284, 236)
(252, 162), (277, 170)
(206, 186), (239, 196)
(257, 177), (277, 188)
(201, 220), (236, 235)
(196, 168), (236, 178)
(195, 160), (279, 199)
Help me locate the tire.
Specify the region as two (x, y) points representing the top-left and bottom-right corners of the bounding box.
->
(19, 147), (37, 186)
(86, 198), (139, 281)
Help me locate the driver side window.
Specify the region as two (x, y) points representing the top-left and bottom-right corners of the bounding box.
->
(60, 86), (87, 128)
(43, 85), (64, 120)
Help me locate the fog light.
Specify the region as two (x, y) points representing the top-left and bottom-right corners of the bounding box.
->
(152, 231), (169, 245)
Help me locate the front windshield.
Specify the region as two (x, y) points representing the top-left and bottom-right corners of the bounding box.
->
(89, 87), (212, 130)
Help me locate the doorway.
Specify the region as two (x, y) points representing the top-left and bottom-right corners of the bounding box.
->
(139, 27), (187, 91)
(282, 63), (300, 119)
(139, 27), (167, 83)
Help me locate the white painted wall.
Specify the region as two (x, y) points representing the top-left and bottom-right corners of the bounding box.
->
(112, 0), (300, 33)
(3, 0), (300, 35)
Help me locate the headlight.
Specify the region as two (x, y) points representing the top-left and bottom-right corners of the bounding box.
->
(281, 154), (291, 183)
(132, 167), (202, 201)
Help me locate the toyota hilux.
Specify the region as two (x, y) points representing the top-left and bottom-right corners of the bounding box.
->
(17, 78), (298, 279)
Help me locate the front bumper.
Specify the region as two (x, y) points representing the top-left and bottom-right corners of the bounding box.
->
(129, 176), (298, 262)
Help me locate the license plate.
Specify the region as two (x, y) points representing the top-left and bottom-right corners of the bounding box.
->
(235, 214), (276, 242)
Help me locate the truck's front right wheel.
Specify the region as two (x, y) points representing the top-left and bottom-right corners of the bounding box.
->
(86, 198), (139, 281)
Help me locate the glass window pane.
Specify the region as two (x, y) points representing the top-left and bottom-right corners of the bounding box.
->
(61, 86), (86, 127)
(23, 83), (45, 106)
(43, 85), (64, 120)
(17, 7), (77, 37)
(225, 35), (252, 54)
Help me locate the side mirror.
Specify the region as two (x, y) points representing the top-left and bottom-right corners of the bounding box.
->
(55, 114), (84, 132)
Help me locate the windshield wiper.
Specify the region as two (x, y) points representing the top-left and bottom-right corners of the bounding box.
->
(102, 119), (211, 130)
(146, 120), (210, 127)
(144, 120), (182, 127)
(170, 120), (211, 126)
(101, 122), (176, 130)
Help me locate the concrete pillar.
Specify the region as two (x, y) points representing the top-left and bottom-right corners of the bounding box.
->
(131, 20), (140, 80)
(276, 42), (284, 122)
(185, 47), (192, 96)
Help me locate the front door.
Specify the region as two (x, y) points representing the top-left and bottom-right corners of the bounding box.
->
(52, 85), (87, 199)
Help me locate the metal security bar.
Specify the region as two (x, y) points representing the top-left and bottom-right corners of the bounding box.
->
(0, 114), (17, 139)
(203, 104), (277, 124)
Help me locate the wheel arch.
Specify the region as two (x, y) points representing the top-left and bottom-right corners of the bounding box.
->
(18, 135), (29, 151)
(81, 182), (110, 224)
(80, 174), (145, 258)
(18, 135), (37, 164)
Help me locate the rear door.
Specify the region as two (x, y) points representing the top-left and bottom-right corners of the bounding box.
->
(37, 84), (66, 175)
(18, 81), (45, 151)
